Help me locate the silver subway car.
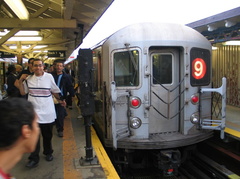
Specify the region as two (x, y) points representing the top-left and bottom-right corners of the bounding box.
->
(79, 22), (226, 176)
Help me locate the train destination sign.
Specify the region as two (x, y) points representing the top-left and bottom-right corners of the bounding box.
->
(190, 48), (210, 86)
(192, 58), (207, 80)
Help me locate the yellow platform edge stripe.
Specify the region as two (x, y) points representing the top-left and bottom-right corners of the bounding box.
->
(91, 127), (120, 179)
(228, 174), (240, 179)
(225, 127), (240, 138)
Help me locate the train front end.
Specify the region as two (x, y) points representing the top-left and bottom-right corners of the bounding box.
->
(91, 22), (226, 176)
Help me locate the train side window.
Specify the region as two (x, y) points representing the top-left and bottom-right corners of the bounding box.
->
(152, 54), (172, 84)
(113, 50), (139, 87)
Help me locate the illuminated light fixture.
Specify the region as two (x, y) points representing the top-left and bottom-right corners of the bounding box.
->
(223, 41), (240, 46)
(0, 30), (39, 36)
(33, 50), (48, 53)
(207, 25), (217, 32)
(190, 113), (200, 124)
(7, 36), (42, 41)
(130, 117), (142, 129)
(9, 45), (47, 49)
(4, 0), (29, 20)
(225, 20), (236, 28)
(212, 46), (218, 50)
(16, 31), (40, 36)
(129, 96), (141, 109)
(0, 29), (9, 36)
(33, 45), (47, 49)
(191, 94), (199, 105)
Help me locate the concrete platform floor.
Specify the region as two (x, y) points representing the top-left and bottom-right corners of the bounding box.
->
(11, 102), (118, 179)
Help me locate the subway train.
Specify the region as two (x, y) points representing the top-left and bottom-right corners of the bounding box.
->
(76, 22), (226, 176)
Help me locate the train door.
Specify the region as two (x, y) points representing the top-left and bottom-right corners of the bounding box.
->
(149, 48), (180, 133)
(110, 48), (147, 149)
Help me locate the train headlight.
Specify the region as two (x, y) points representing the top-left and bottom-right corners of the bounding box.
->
(130, 96), (141, 108)
(190, 113), (200, 124)
(130, 117), (142, 129)
(191, 94), (199, 104)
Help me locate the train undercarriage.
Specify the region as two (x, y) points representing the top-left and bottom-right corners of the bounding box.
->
(107, 145), (197, 178)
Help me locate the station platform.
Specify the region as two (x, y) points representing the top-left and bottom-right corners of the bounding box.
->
(225, 105), (240, 139)
(11, 99), (120, 179)
(9, 99), (239, 178)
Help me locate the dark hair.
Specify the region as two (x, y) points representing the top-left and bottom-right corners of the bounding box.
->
(28, 58), (35, 64)
(32, 59), (43, 65)
(54, 59), (65, 65)
(6, 65), (16, 75)
(0, 98), (35, 149)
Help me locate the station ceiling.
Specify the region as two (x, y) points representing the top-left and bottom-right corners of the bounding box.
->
(0, 1), (239, 63)
(0, 0), (113, 62)
(187, 7), (240, 44)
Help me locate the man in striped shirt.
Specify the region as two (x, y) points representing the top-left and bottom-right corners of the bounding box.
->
(19, 59), (65, 168)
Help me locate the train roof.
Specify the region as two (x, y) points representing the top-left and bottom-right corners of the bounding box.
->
(101, 22), (211, 49)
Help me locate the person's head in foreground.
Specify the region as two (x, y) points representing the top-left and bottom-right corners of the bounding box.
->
(0, 98), (39, 178)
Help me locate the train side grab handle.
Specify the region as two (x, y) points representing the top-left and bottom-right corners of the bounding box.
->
(200, 77), (227, 139)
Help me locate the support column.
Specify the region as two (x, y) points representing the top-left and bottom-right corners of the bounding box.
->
(17, 54), (23, 65)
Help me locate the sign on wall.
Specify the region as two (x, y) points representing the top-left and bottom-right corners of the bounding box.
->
(0, 51), (15, 58)
(48, 51), (66, 58)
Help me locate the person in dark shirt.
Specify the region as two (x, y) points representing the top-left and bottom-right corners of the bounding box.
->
(52, 60), (75, 137)
(6, 65), (20, 97)
(64, 68), (75, 109)
(14, 58), (34, 98)
(18, 58), (34, 77)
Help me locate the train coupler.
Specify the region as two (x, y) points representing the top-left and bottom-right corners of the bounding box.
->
(155, 149), (181, 176)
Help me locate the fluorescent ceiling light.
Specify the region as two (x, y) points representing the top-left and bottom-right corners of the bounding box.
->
(33, 45), (47, 49)
(4, 0), (29, 20)
(223, 41), (240, 45)
(0, 30), (39, 36)
(0, 29), (9, 36)
(16, 31), (40, 36)
(33, 50), (48, 53)
(9, 45), (47, 49)
(4, 36), (43, 41)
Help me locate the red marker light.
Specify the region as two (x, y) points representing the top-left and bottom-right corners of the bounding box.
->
(130, 97), (141, 108)
(191, 95), (199, 104)
(132, 99), (140, 107)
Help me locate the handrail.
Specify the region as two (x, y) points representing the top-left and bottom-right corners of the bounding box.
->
(200, 77), (227, 139)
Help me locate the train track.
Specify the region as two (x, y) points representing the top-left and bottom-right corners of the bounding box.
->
(179, 136), (240, 179)
(179, 151), (239, 179)
(108, 136), (240, 178)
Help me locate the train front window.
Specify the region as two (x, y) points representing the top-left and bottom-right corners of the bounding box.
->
(114, 50), (139, 87)
(152, 54), (172, 84)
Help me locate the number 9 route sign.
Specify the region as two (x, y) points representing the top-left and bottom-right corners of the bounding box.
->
(190, 48), (210, 86)
(192, 58), (206, 79)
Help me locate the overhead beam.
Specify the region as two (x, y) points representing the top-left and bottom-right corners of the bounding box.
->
(0, 28), (21, 45)
(30, 1), (50, 18)
(0, 18), (77, 28)
(63, 0), (75, 19)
